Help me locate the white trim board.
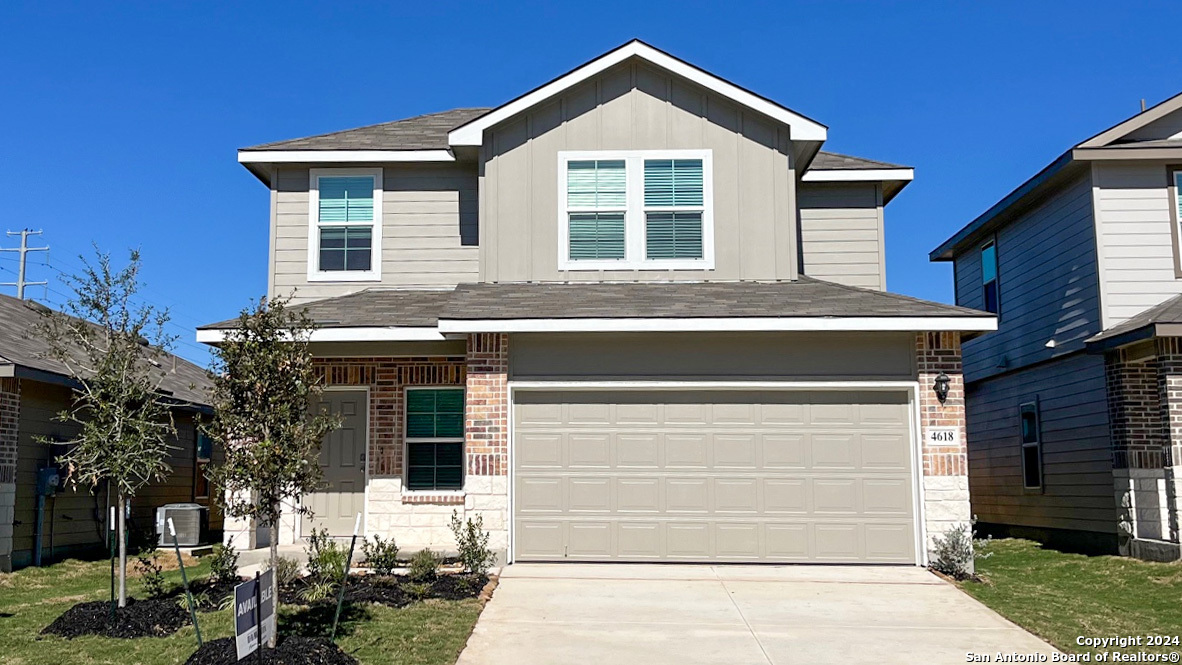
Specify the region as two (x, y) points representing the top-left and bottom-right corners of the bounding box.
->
(802, 168), (914, 183)
(196, 327), (450, 344)
(448, 40), (827, 147)
(439, 316), (997, 334)
(307, 168), (384, 283)
(238, 149), (455, 164)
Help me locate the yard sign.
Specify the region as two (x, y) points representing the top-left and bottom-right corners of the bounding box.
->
(234, 568), (275, 660)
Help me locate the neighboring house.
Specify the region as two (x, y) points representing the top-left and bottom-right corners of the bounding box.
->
(200, 40), (995, 566)
(931, 91), (1182, 561)
(0, 293), (219, 571)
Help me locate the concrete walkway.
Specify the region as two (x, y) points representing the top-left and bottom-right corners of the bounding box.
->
(457, 564), (1058, 665)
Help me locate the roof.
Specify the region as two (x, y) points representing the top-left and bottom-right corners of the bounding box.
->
(1086, 293), (1182, 351)
(243, 108), (491, 152)
(0, 293), (212, 407)
(810, 151), (908, 170)
(199, 289), (453, 330)
(439, 277), (987, 321)
(1077, 90), (1182, 148)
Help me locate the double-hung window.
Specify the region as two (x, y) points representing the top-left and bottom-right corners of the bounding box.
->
(559, 150), (713, 270)
(1171, 169), (1182, 278)
(194, 430), (212, 500)
(308, 168), (382, 281)
(1019, 401), (1042, 490)
(981, 239), (999, 314)
(404, 387), (464, 491)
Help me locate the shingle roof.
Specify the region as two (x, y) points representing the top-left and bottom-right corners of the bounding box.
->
(439, 277), (987, 320)
(243, 108), (492, 151)
(1087, 293), (1182, 348)
(811, 151), (909, 170)
(199, 289), (454, 330)
(0, 293), (212, 407)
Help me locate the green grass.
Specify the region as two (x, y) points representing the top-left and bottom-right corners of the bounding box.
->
(0, 557), (483, 665)
(957, 538), (1182, 655)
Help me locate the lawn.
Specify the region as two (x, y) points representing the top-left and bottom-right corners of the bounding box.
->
(957, 538), (1182, 656)
(0, 556), (484, 665)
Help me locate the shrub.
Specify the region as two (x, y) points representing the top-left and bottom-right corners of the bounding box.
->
(134, 549), (167, 598)
(209, 543), (240, 585)
(449, 510), (497, 575)
(304, 528), (347, 585)
(931, 518), (991, 580)
(299, 580), (337, 604)
(407, 549), (440, 583)
(361, 534), (400, 575)
(275, 555), (302, 586)
(401, 581), (432, 601)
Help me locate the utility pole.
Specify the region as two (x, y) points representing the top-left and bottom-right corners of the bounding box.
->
(1, 229), (49, 299)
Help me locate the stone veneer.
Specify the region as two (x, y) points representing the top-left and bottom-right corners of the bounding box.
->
(0, 377), (18, 572)
(915, 332), (973, 561)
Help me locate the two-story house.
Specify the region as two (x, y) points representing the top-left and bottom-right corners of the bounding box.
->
(931, 91), (1182, 561)
(200, 41), (994, 566)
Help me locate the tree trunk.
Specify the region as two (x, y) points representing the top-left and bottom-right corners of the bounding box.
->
(117, 493), (127, 608)
(268, 504), (279, 648)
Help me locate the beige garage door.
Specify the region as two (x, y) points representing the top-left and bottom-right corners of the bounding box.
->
(513, 390), (916, 563)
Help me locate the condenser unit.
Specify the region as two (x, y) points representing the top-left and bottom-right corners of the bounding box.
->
(156, 503), (204, 547)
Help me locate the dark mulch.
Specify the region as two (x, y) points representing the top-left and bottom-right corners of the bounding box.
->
(185, 636), (358, 665)
(41, 597), (190, 639)
(178, 579), (240, 612)
(279, 573), (488, 608)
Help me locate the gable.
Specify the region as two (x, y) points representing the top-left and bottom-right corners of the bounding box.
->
(1078, 90), (1182, 147)
(1124, 107), (1182, 142)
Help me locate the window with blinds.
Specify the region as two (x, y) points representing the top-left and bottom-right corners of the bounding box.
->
(311, 171), (381, 279)
(405, 388), (465, 491)
(560, 151), (713, 269)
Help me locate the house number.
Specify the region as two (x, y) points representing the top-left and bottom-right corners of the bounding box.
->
(926, 427), (959, 445)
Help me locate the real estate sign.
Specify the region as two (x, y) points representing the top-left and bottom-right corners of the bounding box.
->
(234, 568), (275, 660)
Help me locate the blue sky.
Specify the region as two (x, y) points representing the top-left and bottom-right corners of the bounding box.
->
(2, 1), (1179, 366)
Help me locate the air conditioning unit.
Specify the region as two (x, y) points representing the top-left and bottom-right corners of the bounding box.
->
(156, 503), (205, 547)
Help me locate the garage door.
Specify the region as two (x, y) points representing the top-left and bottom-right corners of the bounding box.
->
(513, 390), (916, 563)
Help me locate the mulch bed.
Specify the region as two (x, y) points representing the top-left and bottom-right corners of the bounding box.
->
(41, 598), (191, 639)
(279, 573), (488, 608)
(177, 579), (240, 612)
(185, 636), (357, 665)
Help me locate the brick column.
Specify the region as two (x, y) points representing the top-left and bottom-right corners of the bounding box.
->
(1156, 338), (1182, 546)
(915, 332), (972, 561)
(0, 377), (20, 572)
(464, 333), (509, 560)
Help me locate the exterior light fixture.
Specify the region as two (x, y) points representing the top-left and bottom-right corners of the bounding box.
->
(933, 372), (951, 405)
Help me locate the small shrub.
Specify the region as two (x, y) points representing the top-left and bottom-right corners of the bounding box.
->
(449, 510), (497, 575)
(305, 528), (347, 585)
(135, 549), (167, 598)
(275, 555), (302, 586)
(209, 543), (240, 585)
(299, 580), (337, 604)
(407, 548), (440, 583)
(931, 518), (991, 581)
(401, 581), (432, 601)
(177, 590), (209, 612)
(361, 534), (400, 575)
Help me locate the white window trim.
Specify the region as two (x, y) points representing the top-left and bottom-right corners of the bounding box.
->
(557, 149), (715, 271)
(307, 168), (383, 282)
(402, 386), (466, 493)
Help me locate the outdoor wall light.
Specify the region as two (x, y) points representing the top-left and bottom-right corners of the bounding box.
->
(933, 372), (951, 405)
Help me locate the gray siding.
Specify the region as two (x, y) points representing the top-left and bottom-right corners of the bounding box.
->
(965, 353), (1115, 534)
(510, 332), (915, 381)
(1125, 108), (1182, 141)
(272, 163), (479, 304)
(480, 60), (798, 283)
(798, 182), (885, 290)
(1092, 161), (1181, 327)
(954, 173), (1101, 382)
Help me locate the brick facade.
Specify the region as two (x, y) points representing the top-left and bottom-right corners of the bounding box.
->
(0, 377), (19, 572)
(915, 332), (972, 559)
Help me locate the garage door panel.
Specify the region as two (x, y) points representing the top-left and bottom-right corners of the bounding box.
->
(513, 390), (915, 563)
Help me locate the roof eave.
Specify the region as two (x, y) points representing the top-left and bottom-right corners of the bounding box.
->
(436, 316), (997, 334)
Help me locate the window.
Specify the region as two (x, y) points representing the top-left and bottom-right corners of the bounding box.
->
(308, 169), (382, 281)
(404, 388), (464, 491)
(981, 240), (999, 314)
(1019, 401), (1042, 490)
(1172, 169), (1182, 278)
(559, 150), (714, 270)
(194, 430), (212, 500)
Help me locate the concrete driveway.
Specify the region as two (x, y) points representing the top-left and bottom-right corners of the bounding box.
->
(457, 564), (1057, 665)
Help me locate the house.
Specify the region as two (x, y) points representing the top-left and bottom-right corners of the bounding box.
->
(0, 293), (219, 571)
(200, 40), (995, 565)
(931, 91), (1182, 561)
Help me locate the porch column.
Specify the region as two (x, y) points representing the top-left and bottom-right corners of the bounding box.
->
(0, 377), (19, 572)
(1156, 338), (1182, 547)
(464, 333), (510, 561)
(915, 332), (972, 561)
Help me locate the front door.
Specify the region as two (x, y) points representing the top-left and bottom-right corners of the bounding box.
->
(302, 390), (367, 537)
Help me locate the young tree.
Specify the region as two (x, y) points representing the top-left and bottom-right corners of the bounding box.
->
(37, 248), (178, 607)
(206, 295), (340, 646)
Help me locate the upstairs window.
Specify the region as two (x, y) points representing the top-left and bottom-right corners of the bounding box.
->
(559, 150), (714, 270)
(1019, 401), (1042, 490)
(308, 169), (382, 281)
(981, 240), (999, 314)
(1172, 170), (1182, 278)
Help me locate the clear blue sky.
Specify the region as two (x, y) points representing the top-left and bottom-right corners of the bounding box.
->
(2, 1), (1179, 366)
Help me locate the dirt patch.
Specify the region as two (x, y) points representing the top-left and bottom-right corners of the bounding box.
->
(185, 636), (358, 665)
(41, 598), (190, 639)
(125, 551), (203, 577)
(279, 573), (488, 608)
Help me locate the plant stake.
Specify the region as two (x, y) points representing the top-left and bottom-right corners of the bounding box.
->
(330, 513), (362, 642)
(168, 517), (202, 647)
(108, 506), (115, 623)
